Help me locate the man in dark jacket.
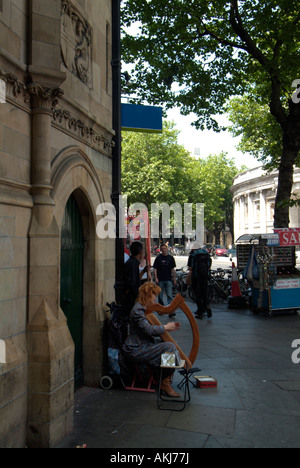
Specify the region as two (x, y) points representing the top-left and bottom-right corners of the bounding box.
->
(188, 242), (212, 319)
(153, 244), (177, 317)
(123, 241), (148, 313)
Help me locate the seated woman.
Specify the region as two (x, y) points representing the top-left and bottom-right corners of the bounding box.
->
(123, 282), (180, 398)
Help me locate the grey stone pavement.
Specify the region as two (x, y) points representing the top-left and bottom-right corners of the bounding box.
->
(57, 297), (300, 449)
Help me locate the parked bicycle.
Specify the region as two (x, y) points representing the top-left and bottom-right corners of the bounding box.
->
(187, 266), (251, 305)
(173, 267), (189, 298)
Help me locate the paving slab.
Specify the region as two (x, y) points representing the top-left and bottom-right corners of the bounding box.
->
(56, 300), (300, 449)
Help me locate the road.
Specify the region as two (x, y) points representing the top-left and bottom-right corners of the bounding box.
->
(152, 255), (236, 271)
(152, 253), (300, 271)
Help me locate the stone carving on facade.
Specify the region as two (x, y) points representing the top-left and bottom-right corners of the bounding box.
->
(28, 83), (64, 111)
(61, 0), (93, 88)
(53, 107), (114, 155)
(0, 69), (29, 105)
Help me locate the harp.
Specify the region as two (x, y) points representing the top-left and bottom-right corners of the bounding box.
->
(145, 294), (200, 369)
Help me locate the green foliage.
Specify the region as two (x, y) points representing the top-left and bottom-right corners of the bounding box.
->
(122, 0), (299, 130)
(226, 95), (284, 170)
(122, 122), (191, 207)
(122, 0), (300, 226)
(121, 122), (241, 231)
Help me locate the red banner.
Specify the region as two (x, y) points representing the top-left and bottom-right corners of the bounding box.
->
(274, 228), (300, 246)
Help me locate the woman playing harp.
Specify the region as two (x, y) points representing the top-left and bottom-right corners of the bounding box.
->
(123, 282), (181, 397)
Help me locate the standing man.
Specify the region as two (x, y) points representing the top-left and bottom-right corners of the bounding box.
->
(153, 244), (177, 317)
(188, 242), (212, 320)
(123, 241), (149, 313)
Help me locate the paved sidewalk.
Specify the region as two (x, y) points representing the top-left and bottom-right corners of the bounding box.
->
(57, 300), (300, 449)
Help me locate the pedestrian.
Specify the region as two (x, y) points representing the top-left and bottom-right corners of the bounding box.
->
(123, 241), (149, 314)
(188, 242), (212, 320)
(153, 244), (177, 317)
(122, 282), (180, 397)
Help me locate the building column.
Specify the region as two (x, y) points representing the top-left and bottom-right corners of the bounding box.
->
(26, 84), (74, 448)
(260, 190), (267, 233)
(239, 196), (245, 237)
(25, 0), (76, 448)
(233, 198), (240, 242)
(248, 193), (254, 233)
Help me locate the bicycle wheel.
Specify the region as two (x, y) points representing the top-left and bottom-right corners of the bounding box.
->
(208, 284), (214, 303)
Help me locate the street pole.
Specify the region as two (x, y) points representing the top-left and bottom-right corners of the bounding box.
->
(111, 0), (124, 303)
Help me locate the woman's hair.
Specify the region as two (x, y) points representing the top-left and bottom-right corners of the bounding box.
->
(136, 282), (161, 306)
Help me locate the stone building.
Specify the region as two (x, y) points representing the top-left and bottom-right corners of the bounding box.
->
(231, 166), (300, 241)
(0, 0), (116, 448)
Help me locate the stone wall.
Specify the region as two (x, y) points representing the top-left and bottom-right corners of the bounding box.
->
(0, 0), (115, 448)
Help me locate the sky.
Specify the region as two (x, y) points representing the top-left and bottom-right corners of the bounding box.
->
(166, 107), (259, 170)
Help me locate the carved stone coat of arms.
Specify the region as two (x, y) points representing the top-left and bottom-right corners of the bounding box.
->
(61, 0), (93, 89)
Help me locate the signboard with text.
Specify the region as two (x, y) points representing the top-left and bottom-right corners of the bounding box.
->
(274, 228), (300, 246)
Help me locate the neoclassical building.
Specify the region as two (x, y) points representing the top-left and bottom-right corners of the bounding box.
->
(231, 166), (300, 241)
(0, 0), (116, 448)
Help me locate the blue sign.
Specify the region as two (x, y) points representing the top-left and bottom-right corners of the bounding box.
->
(121, 103), (163, 133)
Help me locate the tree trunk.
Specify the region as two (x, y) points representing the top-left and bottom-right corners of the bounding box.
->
(274, 148), (296, 228)
(274, 101), (300, 229)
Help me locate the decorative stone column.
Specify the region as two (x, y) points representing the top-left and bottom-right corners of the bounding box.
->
(239, 196), (246, 237)
(248, 193), (254, 233)
(26, 84), (74, 448)
(260, 190), (267, 233)
(233, 198), (240, 242)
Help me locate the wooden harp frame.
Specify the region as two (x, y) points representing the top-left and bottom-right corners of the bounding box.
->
(145, 294), (200, 369)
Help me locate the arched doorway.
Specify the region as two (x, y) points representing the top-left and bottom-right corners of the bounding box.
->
(60, 194), (84, 388)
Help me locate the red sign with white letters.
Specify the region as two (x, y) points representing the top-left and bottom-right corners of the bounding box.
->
(274, 228), (300, 246)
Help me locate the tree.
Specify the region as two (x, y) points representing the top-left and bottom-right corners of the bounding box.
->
(186, 153), (242, 241)
(122, 0), (300, 227)
(121, 121), (191, 208)
(226, 95), (284, 169)
(121, 122), (241, 240)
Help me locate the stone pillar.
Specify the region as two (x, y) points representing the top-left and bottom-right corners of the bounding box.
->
(25, 0), (75, 448)
(233, 198), (240, 242)
(248, 193), (254, 233)
(260, 190), (267, 233)
(26, 84), (74, 448)
(239, 196), (245, 236)
(26, 91), (74, 446)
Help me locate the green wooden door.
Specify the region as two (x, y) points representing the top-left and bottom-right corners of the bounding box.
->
(60, 195), (84, 388)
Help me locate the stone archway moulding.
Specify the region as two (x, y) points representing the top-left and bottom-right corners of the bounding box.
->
(50, 145), (112, 388)
(51, 145), (105, 227)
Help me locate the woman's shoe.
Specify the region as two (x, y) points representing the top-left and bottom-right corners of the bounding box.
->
(160, 376), (180, 398)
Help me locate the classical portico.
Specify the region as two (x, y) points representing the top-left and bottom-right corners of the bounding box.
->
(231, 166), (300, 242)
